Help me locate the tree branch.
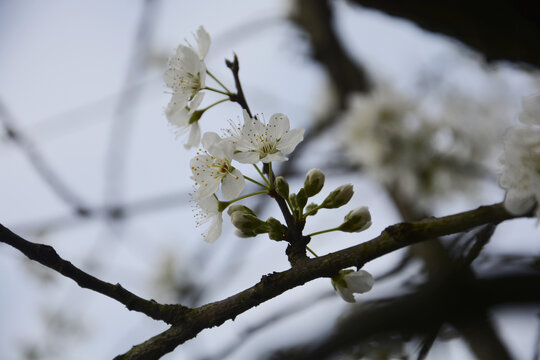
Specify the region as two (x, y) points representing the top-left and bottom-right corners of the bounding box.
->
(116, 202), (520, 359)
(0, 224), (189, 324)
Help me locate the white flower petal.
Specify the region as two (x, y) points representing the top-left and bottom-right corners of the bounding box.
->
(262, 152), (288, 163)
(268, 113), (290, 140)
(204, 213), (222, 243)
(221, 169), (245, 199)
(185, 122), (201, 149)
(336, 286), (355, 303)
(345, 270), (374, 294)
(210, 140), (235, 160)
(197, 196), (218, 213)
(196, 26), (211, 59)
(195, 178), (220, 200)
(233, 151), (260, 164)
(202, 132), (222, 150)
(189, 91), (205, 110)
(277, 128), (305, 154)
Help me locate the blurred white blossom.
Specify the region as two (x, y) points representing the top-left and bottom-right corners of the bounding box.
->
(341, 86), (504, 200)
(500, 94), (540, 217)
(518, 93), (540, 125)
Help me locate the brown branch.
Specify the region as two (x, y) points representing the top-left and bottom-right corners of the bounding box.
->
(349, 0), (540, 68)
(0, 224), (189, 325)
(116, 202), (520, 359)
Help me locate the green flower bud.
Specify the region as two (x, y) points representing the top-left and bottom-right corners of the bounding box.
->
(339, 207), (372, 232)
(266, 217), (285, 241)
(305, 203), (319, 216)
(304, 168), (325, 197)
(234, 229), (257, 238)
(230, 212), (268, 235)
(296, 188), (308, 210)
(321, 184), (354, 209)
(227, 205), (256, 217)
(274, 176), (289, 199)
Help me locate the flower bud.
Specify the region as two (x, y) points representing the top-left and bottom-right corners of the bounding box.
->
(304, 168), (325, 197)
(296, 188), (308, 210)
(230, 212), (268, 236)
(321, 184), (354, 209)
(274, 176), (289, 199)
(339, 207), (371, 232)
(227, 205), (256, 217)
(266, 217), (285, 241)
(331, 269), (374, 303)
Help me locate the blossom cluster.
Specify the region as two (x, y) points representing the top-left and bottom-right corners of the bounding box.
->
(341, 87), (500, 202)
(191, 110), (304, 242)
(499, 94), (540, 218)
(166, 26), (374, 303)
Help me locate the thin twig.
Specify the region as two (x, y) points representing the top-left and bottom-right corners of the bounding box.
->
(225, 54), (253, 118)
(0, 99), (91, 214)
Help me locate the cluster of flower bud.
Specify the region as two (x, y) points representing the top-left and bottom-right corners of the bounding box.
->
(227, 205), (285, 241)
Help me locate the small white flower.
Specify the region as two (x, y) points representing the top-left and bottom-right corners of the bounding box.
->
(193, 196), (223, 243)
(499, 126), (540, 216)
(231, 110), (305, 163)
(164, 26), (211, 148)
(191, 132), (245, 200)
(164, 45), (207, 101)
(331, 269), (374, 303)
(166, 92), (204, 149)
(519, 93), (540, 126)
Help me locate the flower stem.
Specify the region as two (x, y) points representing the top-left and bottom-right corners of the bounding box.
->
(253, 164), (270, 187)
(203, 87), (231, 96)
(207, 70), (231, 93)
(200, 98), (229, 112)
(307, 227), (341, 237)
(229, 190), (268, 204)
(306, 245), (319, 258)
(303, 205), (322, 218)
(244, 175), (268, 189)
(268, 162), (274, 189)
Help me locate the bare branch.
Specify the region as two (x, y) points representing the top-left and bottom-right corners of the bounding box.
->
(0, 224), (189, 324)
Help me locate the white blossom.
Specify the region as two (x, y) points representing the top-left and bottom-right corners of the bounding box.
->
(166, 92), (204, 149)
(193, 196), (223, 243)
(331, 269), (374, 303)
(164, 26), (211, 148)
(519, 93), (540, 126)
(499, 126), (540, 216)
(230, 110), (304, 163)
(191, 132), (245, 200)
(341, 87), (502, 200)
